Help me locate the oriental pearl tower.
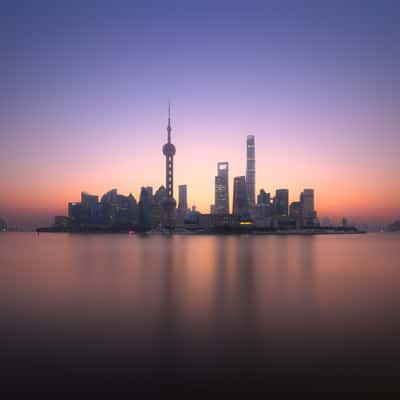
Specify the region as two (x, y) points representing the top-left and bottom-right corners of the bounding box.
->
(161, 103), (177, 229)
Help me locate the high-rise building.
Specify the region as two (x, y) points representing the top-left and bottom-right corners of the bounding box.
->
(301, 189), (316, 227)
(257, 189), (270, 205)
(145, 186), (153, 198)
(178, 184), (188, 212)
(139, 186), (153, 230)
(81, 192), (98, 208)
(81, 192), (99, 219)
(301, 189), (314, 216)
(99, 189), (138, 226)
(161, 104), (177, 228)
(214, 162), (229, 214)
(152, 186), (167, 227)
(289, 201), (302, 219)
(68, 202), (90, 224)
(274, 189), (289, 216)
(246, 135), (255, 207)
(233, 176), (248, 216)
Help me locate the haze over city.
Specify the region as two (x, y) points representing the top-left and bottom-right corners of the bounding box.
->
(1, 0), (399, 228)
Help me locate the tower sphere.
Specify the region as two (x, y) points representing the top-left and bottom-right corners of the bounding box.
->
(163, 143), (176, 156)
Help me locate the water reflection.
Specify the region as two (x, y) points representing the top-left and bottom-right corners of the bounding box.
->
(1, 232), (400, 391)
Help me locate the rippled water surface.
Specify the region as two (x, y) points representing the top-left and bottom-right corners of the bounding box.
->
(1, 232), (400, 393)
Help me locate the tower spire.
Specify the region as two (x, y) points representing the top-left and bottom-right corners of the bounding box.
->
(167, 101), (171, 143)
(162, 100), (177, 229)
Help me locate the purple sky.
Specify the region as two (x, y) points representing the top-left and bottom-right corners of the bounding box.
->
(1, 0), (399, 227)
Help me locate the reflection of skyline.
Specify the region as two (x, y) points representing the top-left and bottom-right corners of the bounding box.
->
(0, 233), (319, 334)
(3, 233), (400, 388)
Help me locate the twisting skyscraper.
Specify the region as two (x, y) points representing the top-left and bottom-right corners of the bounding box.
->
(161, 104), (177, 228)
(246, 135), (255, 207)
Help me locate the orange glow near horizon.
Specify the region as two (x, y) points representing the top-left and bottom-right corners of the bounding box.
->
(1, 125), (399, 227)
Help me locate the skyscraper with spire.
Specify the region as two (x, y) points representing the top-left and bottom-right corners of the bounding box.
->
(161, 103), (177, 228)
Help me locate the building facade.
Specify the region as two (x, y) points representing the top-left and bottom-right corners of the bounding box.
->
(257, 189), (270, 205)
(274, 189), (289, 216)
(233, 176), (248, 216)
(246, 135), (255, 207)
(301, 189), (316, 227)
(178, 184), (188, 212)
(214, 162), (229, 214)
(138, 186), (153, 230)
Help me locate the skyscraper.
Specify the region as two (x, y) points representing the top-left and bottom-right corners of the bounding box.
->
(233, 176), (248, 216)
(152, 185), (167, 228)
(81, 192), (99, 220)
(214, 162), (229, 214)
(138, 186), (153, 230)
(178, 184), (188, 212)
(246, 135), (255, 207)
(257, 189), (270, 205)
(274, 189), (289, 216)
(301, 189), (314, 216)
(161, 104), (177, 228)
(301, 189), (316, 227)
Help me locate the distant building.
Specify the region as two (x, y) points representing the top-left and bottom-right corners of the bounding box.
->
(68, 202), (90, 224)
(301, 189), (314, 215)
(145, 187), (153, 198)
(0, 217), (7, 232)
(178, 184), (188, 212)
(185, 208), (200, 225)
(138, 187), (153, 230)
(257, 189), (270, 205)
(321, 217), (332, 227)
(154, 186), (167, 205)
(100, 189), (138, 226)
(54, 216), (70, 227)
(252, 204), (273, 228)
(100, 188), (118, 204)
(233, 176), (248, 216)
(152, 186), (167, 227)
(289, 201), (302, 229)
(387, 220), (400, 232)
(81, 192), (98, 208)
(214, 162), (229, 214)
(274, 189), (289, 216)
(198, 213), (213, 229)
(81, 192), (99, 220)
(127, 193), (139, 225)
(246, 135), (255, 207)
(289, 201), (302, 219)
(301, 189), (316, 227)
(210, 204), (215, 214)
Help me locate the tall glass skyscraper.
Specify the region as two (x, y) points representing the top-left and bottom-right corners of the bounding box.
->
(178, 184), (188, 212)
(246, 135), (255, 207)
(214, 162), (229, 214)
(274, 189), (289, 216)
(233, 176), (248, 216)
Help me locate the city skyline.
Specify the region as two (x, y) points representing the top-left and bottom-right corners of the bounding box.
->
(1, 1), (399, 227)
(1, 107), (399, 227)
(56, 122), (321, 234)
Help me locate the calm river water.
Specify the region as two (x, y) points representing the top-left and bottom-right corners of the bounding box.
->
(0, 232), (399, 393)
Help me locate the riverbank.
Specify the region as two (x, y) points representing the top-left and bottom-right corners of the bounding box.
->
(36, 225), (365, 235)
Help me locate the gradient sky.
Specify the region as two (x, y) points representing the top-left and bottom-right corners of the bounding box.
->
(1, 0), (399, 227)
